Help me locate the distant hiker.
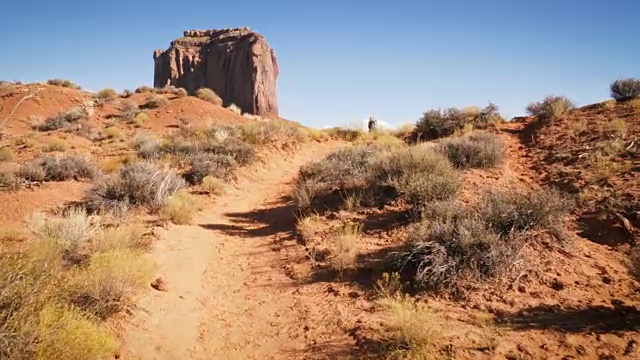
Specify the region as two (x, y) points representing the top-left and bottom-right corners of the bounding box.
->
(368, 116), (378, 132)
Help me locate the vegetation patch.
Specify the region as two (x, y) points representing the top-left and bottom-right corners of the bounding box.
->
(195, 88), (223, 106)
(610, 77), (640, 101)
(436, 131), (504, 169)
(526, 95), (576, 122)
(415, 103), (502, 141)
(46, 79), (81, 89)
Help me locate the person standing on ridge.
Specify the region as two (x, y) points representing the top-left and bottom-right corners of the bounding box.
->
(368, 116), (378, 132)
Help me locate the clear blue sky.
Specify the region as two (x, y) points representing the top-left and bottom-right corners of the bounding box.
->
(1, 0), (638, 127)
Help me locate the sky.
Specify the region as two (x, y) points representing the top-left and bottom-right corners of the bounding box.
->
(1, 0), (638, 128)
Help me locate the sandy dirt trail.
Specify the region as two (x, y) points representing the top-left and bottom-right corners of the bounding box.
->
(119, 143), (358, 360)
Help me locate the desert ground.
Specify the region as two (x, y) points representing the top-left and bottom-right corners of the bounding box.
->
(0, 78), (639, 360)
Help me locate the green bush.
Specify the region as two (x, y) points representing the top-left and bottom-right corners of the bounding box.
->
(610, 78), (640, 101)
(415, 103), (502, 140)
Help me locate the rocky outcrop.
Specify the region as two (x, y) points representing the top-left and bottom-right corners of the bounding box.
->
(153, 28), (279, 116)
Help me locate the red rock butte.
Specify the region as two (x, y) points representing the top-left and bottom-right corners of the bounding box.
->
(153, 28), (279, 117)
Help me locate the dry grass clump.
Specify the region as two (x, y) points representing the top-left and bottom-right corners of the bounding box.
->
(526, 95), (576, 121)
(296, 213), (323, 242)
(184, 153), (237, 184)
(325, 126), (366, 142)
(210, 121), (308, 149)
(0, 170), (20, 190)
(84, 161), (186, 212)
(328, 222), (361, 275)
(94, 88), (118, 105)
(121, 89), (133, 98)
(610, 77), (640, 101)
(19, 155), (99, 181)
(119, 100), (140, 123)
(157, 85), (188, 97)
(160, 190), (199, 224)
(135, 85), (156, 94)
(132, 134), (162, 160)
(104, 126), (122, 139)
(195, 88), (223, 105)
(89, 223), (152, 253)
(227, 103), (242, 114)
(36, 105), (93, 131)
(201, 175), (226, 196)
(0, 147), (16, 162)
(387, 187), (571, 291)
(436, 131), (505, 169)
(143, 94), (169, 109)
(415, 103), (502, 141)
(46, 79), (80, 89)
(70, 248), (155, 319)
(42, 138), (67, 152)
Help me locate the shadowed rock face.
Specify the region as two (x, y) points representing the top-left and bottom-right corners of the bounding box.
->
(153, 28), (279, 116)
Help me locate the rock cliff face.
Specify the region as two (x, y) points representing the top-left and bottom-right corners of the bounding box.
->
(153, 28), (279, 116)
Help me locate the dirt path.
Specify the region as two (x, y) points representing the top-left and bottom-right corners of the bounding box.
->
(119, 142), (360, 360)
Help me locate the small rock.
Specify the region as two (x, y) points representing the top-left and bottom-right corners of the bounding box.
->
(551, 278), (565, 291)
(151, 277), (168, 292)
(602, 276), (612, 284)
(348, 291), (360, 299)
(518, 284), (527, 293)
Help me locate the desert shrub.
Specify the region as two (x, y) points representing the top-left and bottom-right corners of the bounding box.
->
(43, 139), (67, 152)
(160, 190), (199, 224)
(526, 95), (576, 121)
(183, 153), (237, 184)
(28, 208), (98, 263)
(143, 94), (168, 108)
(476, 187), (572, 237)
(0, 147), (15, 161)
(415, 103), (501, 141)
(119, 100), (140, 122)
(157, 85), (188, 97)
(196, 88), (223, 105)
(230, 121), (308, 149)
(47, 79), (80, 89)
(70, 249), (155, 319)
(610, 78), (640, 101)
(84, 161), (186, 212)
(0, 170), (19, 190)
(436, 132), (504, 169)
(163, 136), (256, 165)
(94, 88), (117, 104)
(325, 127), (365, 142)
(21, 155), (99, 181)
(299, 146), (381, 189)
(37, 105), (92, 131)
(370, 145), (460, 207)
(132, 135), (162, 159)
(35, 305), (118, 360)
(16, 162), (46, 182)
(201, 175), (226, 196)
(329, 222), (361, 275)
(135, 85), (156, 94)
(121, 89), (133, 98)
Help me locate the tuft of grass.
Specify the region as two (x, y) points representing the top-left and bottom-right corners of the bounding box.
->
(630, 98), (640, 112)
(160, 190), (199, 224)
(436, 132), (504, 169)
(0, 170), (20, 190)
(296, 213), (323, 243)
(84, 161), (186, 212)
(132, 134), (162, 159)
(375, 292), (443, 359)
(526, 95), (575, 121)
(201, 175), (226, 196)
(119, 100), (140, 122)
(90, 223), (152, 253)
(329, 222), (361, 275)
(608, 118), (628, 138)
(37, 105), (93, 132)
(610, 78), (640, 101)
(0, 147), (16, 162)
(144, 94), (168, 108)
(20, 154), (99, 181)
(94, 88), (118, 104)
(70, 249), (155, 319)
(104, 126), (122, 140)
(600, 99), (616, 111)
(325, 126), (366, 142)
(196, 88), (223, 106)
(47, 79), (80, 89)
(227, 103), (242, 114)
(36, 305), (118, 360)
(133, 112), (148, 127)
(43, 139), (67, 152)
(342, 191), (363, 211)
(121, 89), (133, 98)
